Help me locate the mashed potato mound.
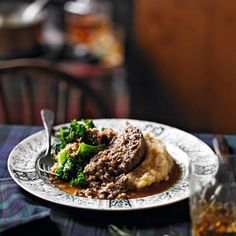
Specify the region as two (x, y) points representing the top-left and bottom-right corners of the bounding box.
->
(126, 133), (174, 189)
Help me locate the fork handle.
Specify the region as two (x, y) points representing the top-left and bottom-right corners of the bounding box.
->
(41, 109), (55, 155)
(212, 135), (230, 164)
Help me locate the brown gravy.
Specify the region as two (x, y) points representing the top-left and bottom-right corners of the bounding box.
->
(50, 162), (182, 199)
(128, 162), (182, 198)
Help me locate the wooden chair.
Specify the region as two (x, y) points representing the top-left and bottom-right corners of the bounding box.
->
(0, 59), (111, 125)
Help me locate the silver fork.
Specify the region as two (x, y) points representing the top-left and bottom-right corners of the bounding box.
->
(37, 109), (55, 175)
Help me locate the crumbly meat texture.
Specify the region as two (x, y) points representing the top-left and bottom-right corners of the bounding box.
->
(77, 123), (146, 199)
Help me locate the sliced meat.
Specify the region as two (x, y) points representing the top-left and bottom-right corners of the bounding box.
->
(84, 123), (146, 178)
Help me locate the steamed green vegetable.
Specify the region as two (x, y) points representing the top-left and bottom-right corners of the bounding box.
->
(70, 167), (87, 187)
(56, 158), (75, 181)
(82, 119), (95, 128)
(52, 119), (107, 188)
(53, 119), (100, 153)
(57, 148), (70, 165)
(76, 142), (104, 157)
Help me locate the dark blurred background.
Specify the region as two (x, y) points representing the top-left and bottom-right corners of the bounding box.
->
(1, 0), (236, 134)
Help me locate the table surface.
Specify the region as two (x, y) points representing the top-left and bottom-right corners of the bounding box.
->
(0, 124), (215, 236)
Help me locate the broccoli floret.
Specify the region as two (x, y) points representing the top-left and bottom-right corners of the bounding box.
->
(70, 171), (87, 187)
(55, 165), (63, 176)
(84, 130), (99, 146)
(52, 119), (109, 186)
(76, 142), (104, 157)
(82, 119), (95, 128)
(56, 158), (75, 181)
(70, 119), (86, 138)
(54, 142), (103, 183)
(54, 120), (89, 150)
(57, 148), (70, 165)
(62, 158), (74, 180)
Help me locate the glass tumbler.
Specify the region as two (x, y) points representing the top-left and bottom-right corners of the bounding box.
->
(189, 154), (236, 236)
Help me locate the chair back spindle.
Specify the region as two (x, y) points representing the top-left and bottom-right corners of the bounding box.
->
(0, 59), (111, 125)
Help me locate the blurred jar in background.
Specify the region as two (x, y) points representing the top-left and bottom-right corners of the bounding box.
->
(0, 2), (46, 59)
(64, 0), (124, 68)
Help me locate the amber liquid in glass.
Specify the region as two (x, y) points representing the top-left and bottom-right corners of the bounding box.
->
(191, 203), (236, 236)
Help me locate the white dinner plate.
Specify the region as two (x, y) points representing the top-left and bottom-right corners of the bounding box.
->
(8, 119), (218, 211)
